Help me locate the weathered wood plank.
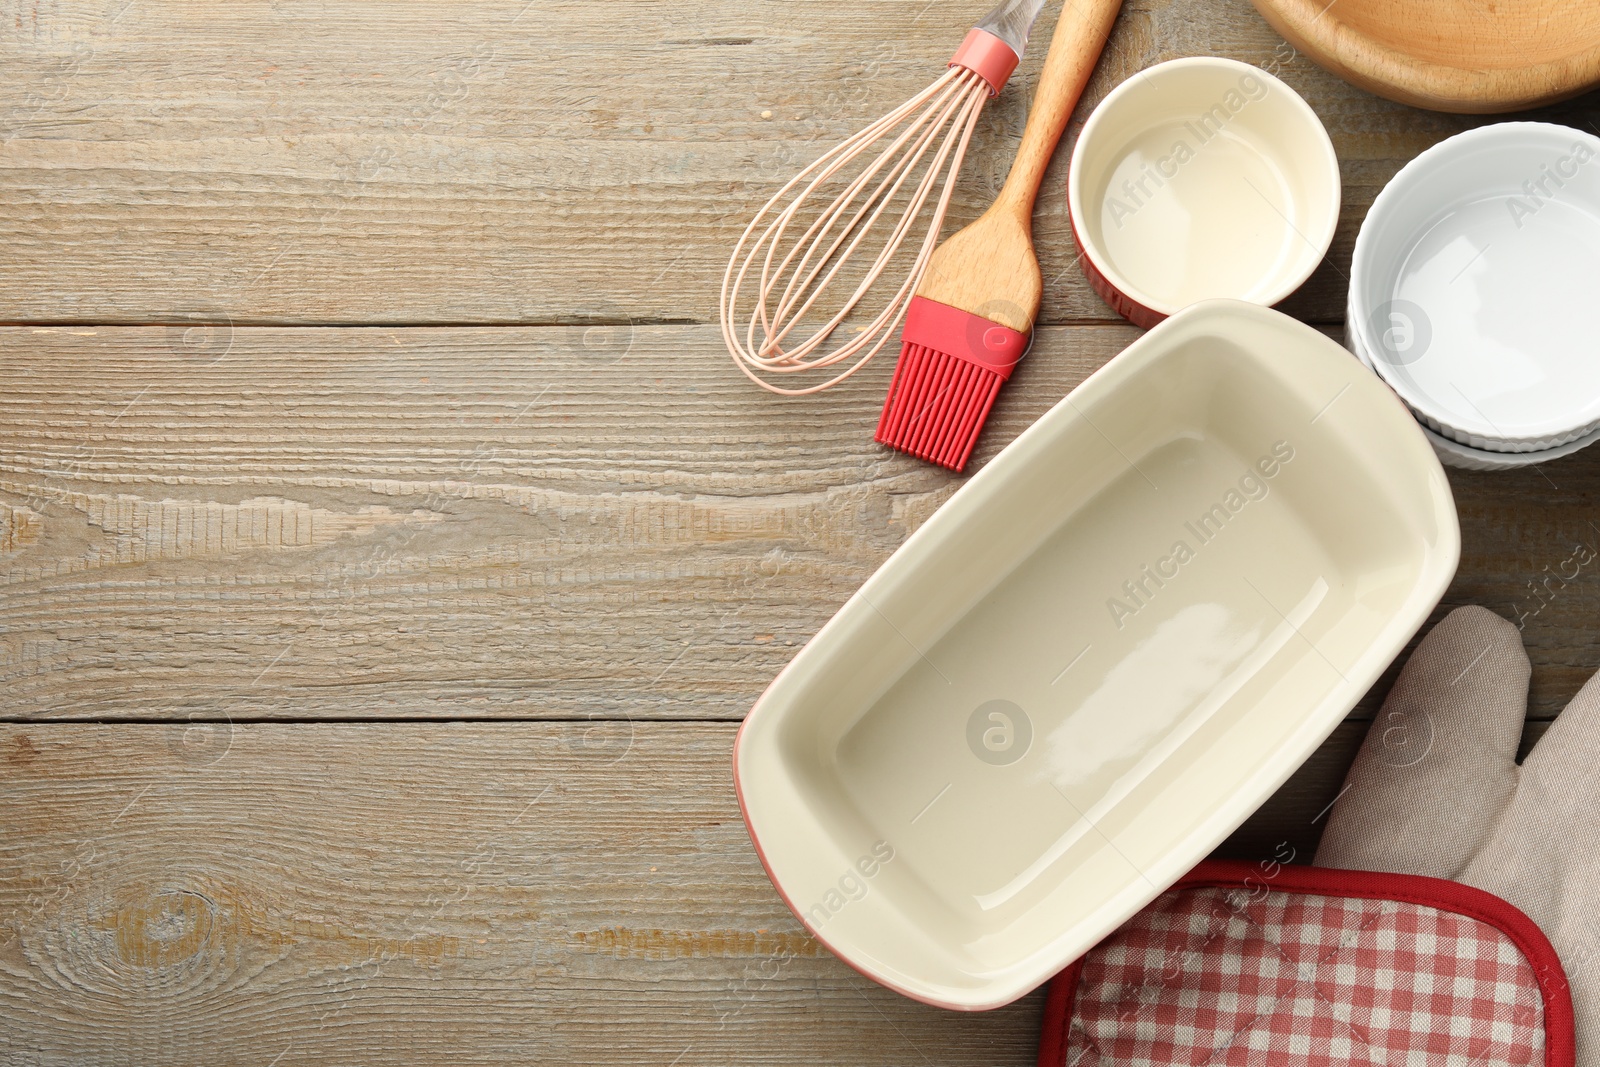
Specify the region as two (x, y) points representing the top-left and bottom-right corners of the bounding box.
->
(0, 723), (1041, 1065)
(0, 720), (1554, 1061)
(0, 323), (1113, 719)
(0, 718), (1479, 1063)
(3, 323), (1599, 721)
(2, 0), (1594, 327)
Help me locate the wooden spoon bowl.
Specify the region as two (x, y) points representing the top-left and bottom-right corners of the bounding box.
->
(1251, 0), (1600, 113)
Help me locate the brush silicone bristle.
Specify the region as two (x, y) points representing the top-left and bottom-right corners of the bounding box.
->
(876, 342), (1005, 471)
(874, 296), (1029, 472)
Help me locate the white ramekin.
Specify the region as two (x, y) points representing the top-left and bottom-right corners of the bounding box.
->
(1346, 291), (1600, 470)
(1349, 122), (1600, 453)
(1067, 57), (1341, 328)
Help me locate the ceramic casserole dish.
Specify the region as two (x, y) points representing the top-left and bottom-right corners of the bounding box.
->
(734, 300), (1459, 1010)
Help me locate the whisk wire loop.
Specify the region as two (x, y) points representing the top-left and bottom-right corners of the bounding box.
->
(721, 67), (993, 396)
(753, 74), (976, 363)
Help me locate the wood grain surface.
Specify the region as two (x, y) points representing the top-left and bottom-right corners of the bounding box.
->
(3, 0), (1599, 1058)
(0, 323), (1112, 720)
(0, 723), (1047, 1066)
(3, 719), (1552, 1065)
(1, 0), (1596, 328)
(5, 322), (1600, 723)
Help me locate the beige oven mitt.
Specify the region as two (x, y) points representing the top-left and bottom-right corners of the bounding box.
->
(1316, 605), (1600, 1059)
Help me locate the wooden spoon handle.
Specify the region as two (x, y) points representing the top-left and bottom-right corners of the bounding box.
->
(997, 0), (1123, 220)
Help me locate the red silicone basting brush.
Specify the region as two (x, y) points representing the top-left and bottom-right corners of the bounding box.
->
(876, 0), (1123, 471)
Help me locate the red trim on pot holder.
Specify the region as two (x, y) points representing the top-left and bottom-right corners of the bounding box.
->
(1038, 859), (1576, 1067)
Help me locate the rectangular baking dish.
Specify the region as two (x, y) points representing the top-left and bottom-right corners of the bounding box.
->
(733, 299), (1459, 1010)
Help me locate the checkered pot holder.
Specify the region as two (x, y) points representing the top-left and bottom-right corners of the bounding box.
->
(1039, 861), (1574, 1067)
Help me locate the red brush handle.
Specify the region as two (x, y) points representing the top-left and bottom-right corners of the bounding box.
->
(901, 297), (1028, 380)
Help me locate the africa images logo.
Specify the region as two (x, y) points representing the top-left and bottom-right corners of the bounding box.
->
(1104, 70), (1270, 230)
(1506, 141), (1595, 229)
(804, 840), (896, 930)
(1105, 441), (1295, 629)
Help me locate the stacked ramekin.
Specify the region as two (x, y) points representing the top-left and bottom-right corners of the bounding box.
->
(1348, 122), (1600, 470)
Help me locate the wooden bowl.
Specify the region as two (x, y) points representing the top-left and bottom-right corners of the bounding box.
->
(1250, 0), (1600, 113)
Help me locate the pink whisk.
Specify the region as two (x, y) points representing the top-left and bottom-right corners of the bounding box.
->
(721, 0), (1051, 395)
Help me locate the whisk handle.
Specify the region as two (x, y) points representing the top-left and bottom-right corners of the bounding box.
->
(950, 29), (1022, 95)
(997, 0), (1123, 220)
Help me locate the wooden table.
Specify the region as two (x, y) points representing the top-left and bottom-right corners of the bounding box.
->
(3, 1), (1597, 1061)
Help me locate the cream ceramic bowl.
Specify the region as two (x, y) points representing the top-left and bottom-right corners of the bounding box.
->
(1350, 122), (1600, 453)
(1068, 58), (1341, 328)
(734, 300), (1459, 1010)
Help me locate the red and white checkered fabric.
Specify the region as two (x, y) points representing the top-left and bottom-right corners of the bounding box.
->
(1062, 883), (1546, 1066)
